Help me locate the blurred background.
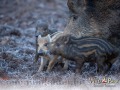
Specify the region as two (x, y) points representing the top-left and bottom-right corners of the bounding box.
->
(0, 0), (69, 79)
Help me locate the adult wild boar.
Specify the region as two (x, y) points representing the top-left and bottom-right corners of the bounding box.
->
(66, 0), (120, 46)
(46, 35), (119, 74)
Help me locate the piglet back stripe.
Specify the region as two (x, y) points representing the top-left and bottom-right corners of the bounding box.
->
(71, 37), (114, 53)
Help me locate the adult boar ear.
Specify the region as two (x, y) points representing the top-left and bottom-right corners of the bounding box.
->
(77, 0), (87, 6)
(67, 0), (79, 14)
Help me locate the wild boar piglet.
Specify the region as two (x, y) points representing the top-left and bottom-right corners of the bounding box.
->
(46, 35), (119, 74)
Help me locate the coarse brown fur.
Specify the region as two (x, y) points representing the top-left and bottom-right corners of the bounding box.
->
(66, 0), (120, 47)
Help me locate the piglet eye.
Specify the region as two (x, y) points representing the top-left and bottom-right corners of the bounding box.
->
(44, 43), (48, 46)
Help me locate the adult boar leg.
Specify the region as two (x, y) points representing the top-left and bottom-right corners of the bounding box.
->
(104, 58), (116, 74)
(104, 62), (112, 74)
(104, 56), (119, 73)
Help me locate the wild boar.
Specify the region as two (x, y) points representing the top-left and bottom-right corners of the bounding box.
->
(34, 20), (58, 61)
(35, 21), (58, 62)
(35, 32), (69, 72)
(46, 35), (119, 74)
(66, 0), (120, 47)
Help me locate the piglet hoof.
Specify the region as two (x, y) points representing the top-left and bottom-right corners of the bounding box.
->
(46, 69), (51, 73)
(37, 70), (42, 73)
(75, 69), (82, 75)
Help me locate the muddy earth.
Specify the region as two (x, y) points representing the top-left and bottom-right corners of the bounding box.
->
(0, 0), (120, 87)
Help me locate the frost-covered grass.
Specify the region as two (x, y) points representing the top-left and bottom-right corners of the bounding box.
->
(0, 72), (120, 90)
(0, 85), (119, 90)
(0, 81), (119, 90)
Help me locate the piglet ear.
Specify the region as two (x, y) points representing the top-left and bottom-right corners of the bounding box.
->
(38, 35), (41, 40)
(65, 36), (70, 44)
(46, 34), (51, 42)
(38, 35), (41, 38)
(37, 35), (42, 42)
(48, 34), (52, 42)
